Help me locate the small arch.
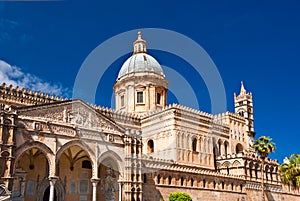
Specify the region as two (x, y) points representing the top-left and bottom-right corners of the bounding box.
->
(147, 139), (154, 153)
(255, 163), (259, 179)
(191, 178), (194, 187)
(181, 177), (184, 186)
(224, 141), (229, 156)
(157, 174), (161, 184)
(168, 176), (172, 185)
(265, 165), (269, 181)
(218, 139), (222, 156)
(203, 179), (206, 188)
(249, 162), (254, 178)
(235, 143), (243, 154)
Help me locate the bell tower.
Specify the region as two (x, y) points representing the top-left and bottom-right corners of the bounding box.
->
(234, 82), (255, 138)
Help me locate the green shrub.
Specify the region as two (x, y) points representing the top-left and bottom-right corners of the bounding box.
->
(169, 192), (192, 201)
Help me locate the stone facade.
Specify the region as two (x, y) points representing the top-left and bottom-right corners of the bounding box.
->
(0, 32), (299, 201)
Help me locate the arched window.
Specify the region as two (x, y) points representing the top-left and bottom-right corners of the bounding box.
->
(255, 165), (259, 179)
(157, 174), (161, 184)
(147, 140), (154, 153)
(191, 178), (194, 187)
(265, 166), (269, 181)
(239, 111), (244, 117)
(249, 162), (253, 178)
(235, 143), (243, 154)
(224, 141), (229, 156)
(222, 182), (225, 189)
(203, 179), (206, 188)
(168, 176), (172, 185)
(218, 140), (222, 155)
(181, 177), (184, 186)
(192, 138), (197, 152)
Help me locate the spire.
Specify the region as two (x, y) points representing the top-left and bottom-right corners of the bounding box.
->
(240, 81), (247, 95)
(133, 31), (147, 54)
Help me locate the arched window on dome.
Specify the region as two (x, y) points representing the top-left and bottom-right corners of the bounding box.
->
(156, 93), (161, 105)
(120, 94), (125, 108)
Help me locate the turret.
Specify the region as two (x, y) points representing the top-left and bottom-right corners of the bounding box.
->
(234, 82), (255, 140)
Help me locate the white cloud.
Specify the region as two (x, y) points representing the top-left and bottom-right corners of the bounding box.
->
(0, 59), (70, 97)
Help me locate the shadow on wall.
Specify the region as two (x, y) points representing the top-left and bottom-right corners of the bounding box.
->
(142, 174), (164, 201)
(265, 190), (276, 201)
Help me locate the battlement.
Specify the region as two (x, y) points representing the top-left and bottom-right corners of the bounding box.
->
(0, 83), (67, 107)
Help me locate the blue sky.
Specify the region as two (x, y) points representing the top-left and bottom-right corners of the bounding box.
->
(0, 0), (299, 162)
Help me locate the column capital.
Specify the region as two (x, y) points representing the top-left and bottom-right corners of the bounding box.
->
(49, 176), (59, 185)
(90, 178), (100, 185)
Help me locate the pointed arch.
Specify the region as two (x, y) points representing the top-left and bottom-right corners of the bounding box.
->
(56, 140), (95, 162)
(56, 140), (95, 177)
(98, 150), (123, 177)
(13, 141), (54, 175)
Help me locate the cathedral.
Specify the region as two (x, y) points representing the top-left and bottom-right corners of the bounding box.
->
(0, 32), (299, 201)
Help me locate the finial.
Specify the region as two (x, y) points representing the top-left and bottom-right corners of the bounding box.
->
(137, 31), (142, 40)
(240, 81), (246, 95)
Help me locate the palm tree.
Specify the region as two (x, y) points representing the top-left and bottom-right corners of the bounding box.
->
(279, 154), (300, 188)
(253, 136), (276, 201)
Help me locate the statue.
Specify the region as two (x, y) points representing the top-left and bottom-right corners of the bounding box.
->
(101, 166), (118, 201)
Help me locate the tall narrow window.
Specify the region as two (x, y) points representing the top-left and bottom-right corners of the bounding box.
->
(136, 91), (144, 104)
(156, 93), (161, 105)
(120, 95), (125, 107)
(192, 138), (197, 152)
(168, 176), (172, 185)
(147, 140), (154, 153)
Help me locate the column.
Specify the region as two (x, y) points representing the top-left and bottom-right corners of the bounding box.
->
(118, 182), (122, 201)
(91, 179), (100, 201)
(49, 177), (58, 201)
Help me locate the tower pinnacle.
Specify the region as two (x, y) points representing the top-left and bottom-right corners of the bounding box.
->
(240, 81), (247, 95)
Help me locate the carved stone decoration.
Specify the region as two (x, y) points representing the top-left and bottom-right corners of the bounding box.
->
(100, 166), (118, 201)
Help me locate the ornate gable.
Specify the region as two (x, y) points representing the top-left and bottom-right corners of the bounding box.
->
(17, 100), (125, 135)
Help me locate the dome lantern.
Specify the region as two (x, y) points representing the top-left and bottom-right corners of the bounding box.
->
(133, 31), (147, 54)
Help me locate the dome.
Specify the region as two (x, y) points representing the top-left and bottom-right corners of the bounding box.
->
(117, 53), (164, 79)
(117, 31), (165, 79)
